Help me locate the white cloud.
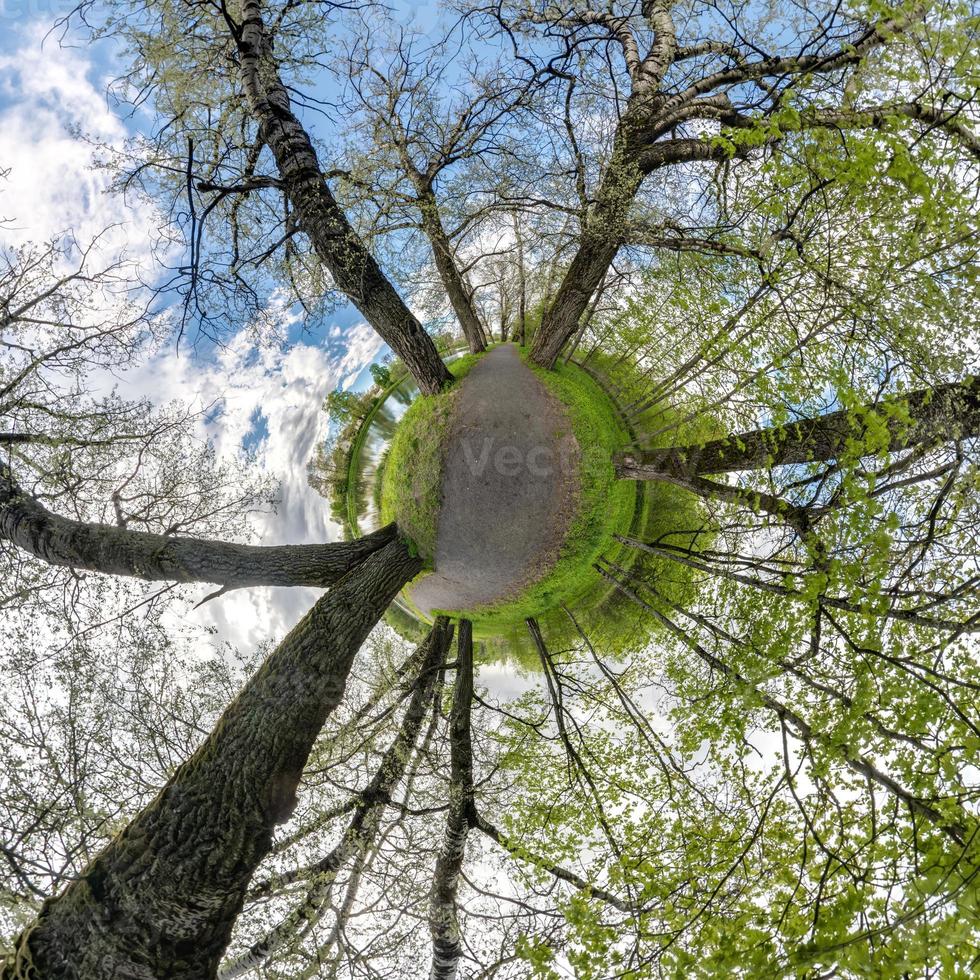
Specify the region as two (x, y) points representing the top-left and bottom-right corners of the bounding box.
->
(115, 318), (384, 646)
(0, 23), (406, 665)
(0, 25), (161, 263)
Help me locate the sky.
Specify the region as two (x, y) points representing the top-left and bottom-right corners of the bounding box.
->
(0, 14), (381, 640)
(0, 3), (536, 702)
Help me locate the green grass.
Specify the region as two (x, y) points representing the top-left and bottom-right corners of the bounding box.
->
(343, 372), (405, 536)
(455, 354), (636, 635)
(379, 353), (484, 562)
(379, 343), (709, 652)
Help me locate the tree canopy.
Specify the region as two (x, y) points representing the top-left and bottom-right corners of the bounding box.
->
(1, 0), (979, 977)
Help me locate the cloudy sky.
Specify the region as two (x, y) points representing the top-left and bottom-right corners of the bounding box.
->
(0, 14), (386, 640)
(0, 6), (535, 701)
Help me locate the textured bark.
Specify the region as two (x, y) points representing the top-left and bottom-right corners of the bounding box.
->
(418, 189), (486, 354)
(527, 142), (643, 369)
(0, 462), (396, 589)
(595, 562), (967, 847)
(235, 0), (452, 395)
(428, 619), (474, 980)
(615, 379), (980, 478)
(219, 617), (452, 979)
(2, 539), (421, 980)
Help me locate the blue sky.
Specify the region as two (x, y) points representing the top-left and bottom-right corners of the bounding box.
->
(0, 7), (399, 643)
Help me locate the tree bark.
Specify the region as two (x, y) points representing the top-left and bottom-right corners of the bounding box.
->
(235, 0), (452, 395)
(2, 538), (421, 980)
(527, 120), (649, 370)
(0, 462), (396, 589)
(615, 379), (980, 479)
(513, 214), (527, 347)
(417, 189), (486, 354)
(563, 279), (607, 364)
(428, 619), (474, 980)
(219, 617), (452, 979)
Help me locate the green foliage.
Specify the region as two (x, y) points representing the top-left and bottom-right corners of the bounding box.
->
(324, 389), (368, 427)
(309, 388), (379, 531)
(369, 362), (392, 390)
(379, 354), (483, 561)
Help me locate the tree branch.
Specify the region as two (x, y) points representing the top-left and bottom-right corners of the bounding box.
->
(0, 462), (396, 589)
(615, 379), (980, 477)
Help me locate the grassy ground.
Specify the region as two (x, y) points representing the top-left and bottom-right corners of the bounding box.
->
(378, 343), (709, 653)
(379, 352), (484, 563)
(460, 354), (636, 636)
(343, 372), (406, 536)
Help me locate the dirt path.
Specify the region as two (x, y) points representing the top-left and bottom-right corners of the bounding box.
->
(409, 344), (579, 617)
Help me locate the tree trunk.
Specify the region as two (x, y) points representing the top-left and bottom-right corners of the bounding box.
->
(562, 279), (607, 364)
(0, 462), (396, 589)
(417, 190), (486, 354)
(219, 617), (452, 979)
(428, 619), (474, 980)
(527, 137), (643, 369)
(2, 538), (421, 980)
(527, 238), (621, 369)
(513, 213), (527, 347)
(616, 379), (980, 478)
(498, 283), (510, 343)
(236, 0), (452, 395)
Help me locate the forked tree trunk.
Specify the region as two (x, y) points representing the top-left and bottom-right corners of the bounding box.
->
(0, 463), (396, 589)
(2, 538), (421, 980)
(616, 379), (980, 479)
(236, 0), (452, 395)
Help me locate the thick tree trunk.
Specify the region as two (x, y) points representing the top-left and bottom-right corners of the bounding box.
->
(2, 538), (421, 980)
(527, 138), (643, 369)
(616, 379), (980, 479)
(236, 0), (452, 395)
(527, 238), (622, 369)
(428, 619), (474, 980)
(219, 617), (452, 979)
(0, 462), (395, 589)
(418, 191), (486, 354)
